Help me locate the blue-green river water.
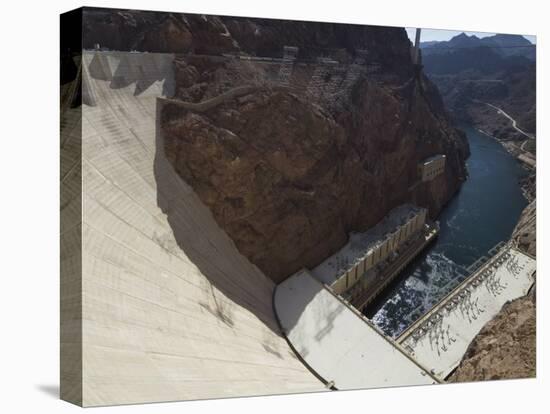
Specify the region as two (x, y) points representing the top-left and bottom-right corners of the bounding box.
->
(366, 125), (529, 337)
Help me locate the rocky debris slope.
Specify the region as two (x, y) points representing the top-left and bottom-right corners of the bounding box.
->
(520, 173), (536, 202)
(448, 291), (535, 382)
(513, 200), (536, 257)
(83, 9), (470, 283)
(82, 9), (236, 54)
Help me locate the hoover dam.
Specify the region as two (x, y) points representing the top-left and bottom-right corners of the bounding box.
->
(61, 49), (535, 406)
(62, 51), (326, 406)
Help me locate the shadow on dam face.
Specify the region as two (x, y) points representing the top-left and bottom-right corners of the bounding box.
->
(88, 52), (175, 96)
(67, 50), (326, 405)
(153, 98), (287, 335)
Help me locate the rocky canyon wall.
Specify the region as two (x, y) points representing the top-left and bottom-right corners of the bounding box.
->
(83, 9), (470, 283)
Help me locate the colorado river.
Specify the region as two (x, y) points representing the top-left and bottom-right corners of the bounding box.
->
(366, 125), (529, 337)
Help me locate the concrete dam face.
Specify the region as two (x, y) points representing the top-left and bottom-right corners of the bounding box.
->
(61, 51), (324, 406)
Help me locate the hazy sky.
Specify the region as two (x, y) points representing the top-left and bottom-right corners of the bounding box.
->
(405, 28), (536, 44)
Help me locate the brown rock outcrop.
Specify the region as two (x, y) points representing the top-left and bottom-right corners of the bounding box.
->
(159, 22), (468, 282)
(512, 200), (536, 257)
(82, 8), (238, 54)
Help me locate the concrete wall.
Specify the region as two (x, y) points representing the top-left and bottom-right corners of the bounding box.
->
(60, 9), (83, 404)
(419, 155), (446, 182)
(274, 270), (438, 389)
(61, 51), (324, 407)
(60, 87), (83, 407)
(329, 207), (427, 296)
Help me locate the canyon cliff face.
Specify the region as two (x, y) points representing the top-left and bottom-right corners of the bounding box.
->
(513, 201), (536, 257)
(83, 9), (469, 283)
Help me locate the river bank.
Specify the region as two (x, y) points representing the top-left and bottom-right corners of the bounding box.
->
(476, 126), (536, 171)
(367, 125), (529, 338)
(365, 122), (536, 382)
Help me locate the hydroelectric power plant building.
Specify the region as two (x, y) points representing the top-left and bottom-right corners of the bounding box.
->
(310, 204), (433, 308)
(419, 154), (446, 182)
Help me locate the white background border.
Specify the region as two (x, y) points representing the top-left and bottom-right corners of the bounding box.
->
(0, 0), (546, 412)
